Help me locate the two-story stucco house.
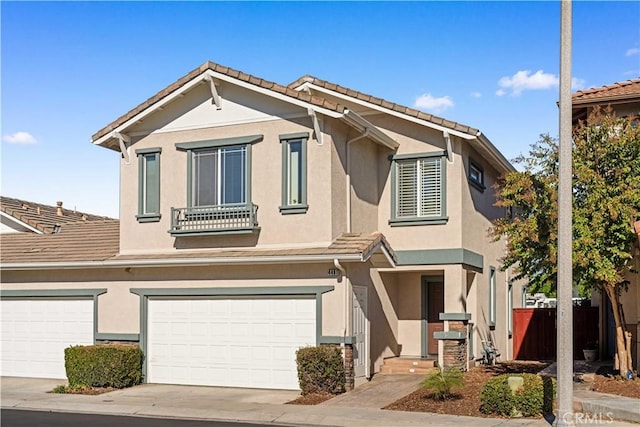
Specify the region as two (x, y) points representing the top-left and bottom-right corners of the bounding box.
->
(1, 61), (519, 390)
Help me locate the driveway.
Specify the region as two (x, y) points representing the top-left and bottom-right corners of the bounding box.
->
(321, 374), (423, 409)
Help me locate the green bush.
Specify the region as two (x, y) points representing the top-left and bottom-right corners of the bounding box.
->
(64, 344), (143, 388)
(296, 345), (345, 395)
(480, 373), (553, 417)
(421, 367), (464, 400)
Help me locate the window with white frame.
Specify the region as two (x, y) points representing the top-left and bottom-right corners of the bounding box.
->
(192, 145), (247, 207)
(136, 148), (161, 222)
(390, 153), (446, 225)
(280, 132), (308, 214)
(489, 267), (496, 327)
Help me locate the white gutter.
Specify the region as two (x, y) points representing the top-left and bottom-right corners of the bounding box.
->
(341, 109), (398, 150)
(0, 253), (365, 271)
(345, 129), (371, 233)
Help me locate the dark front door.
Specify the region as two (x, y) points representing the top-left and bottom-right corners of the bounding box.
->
(423, 278), (445, 356)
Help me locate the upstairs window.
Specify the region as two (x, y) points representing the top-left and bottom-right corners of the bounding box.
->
(280, 132), (308, 214)
(390, 153), (447, 226)
(192, 145), (247, 207)
(468, 158), (485, 191)
(136, 148), (161, 222)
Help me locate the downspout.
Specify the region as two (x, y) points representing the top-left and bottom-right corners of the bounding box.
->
(345, 129), (370, 233)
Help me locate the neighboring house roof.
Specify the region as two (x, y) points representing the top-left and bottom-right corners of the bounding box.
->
(0, 220), (120, 263)
(288, 75), (480, 136)
(0, 230), (396, 269)
(0, 196), (113, 234)
(572, 78), (640, 105)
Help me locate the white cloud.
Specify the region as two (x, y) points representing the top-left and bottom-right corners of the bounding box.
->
(413, 93), (454, 113)
(626, 47), (640, 57)
(572, 77), (586, 91)
(2, 131), (37, 144)
(496, 70), (559, 96)
(470, 91), (482, 98)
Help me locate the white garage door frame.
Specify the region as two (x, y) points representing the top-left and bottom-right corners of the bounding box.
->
(131, 286), (335, 387)
(0, 288), (106, 378)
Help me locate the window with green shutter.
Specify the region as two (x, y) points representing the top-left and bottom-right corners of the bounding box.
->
(136, 148), (161, 222)
(390, 152), (447, 226)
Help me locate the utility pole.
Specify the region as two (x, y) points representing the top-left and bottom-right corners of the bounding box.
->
(555, 0), (574, 426)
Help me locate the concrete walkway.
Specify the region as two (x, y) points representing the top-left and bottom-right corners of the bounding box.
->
(2, 375), (638, 427)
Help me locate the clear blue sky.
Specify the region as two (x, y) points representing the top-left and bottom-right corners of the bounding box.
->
(2, 1), (639, 218)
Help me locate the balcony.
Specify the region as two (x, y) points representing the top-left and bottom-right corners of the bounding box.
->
(170, 203), (259, 236)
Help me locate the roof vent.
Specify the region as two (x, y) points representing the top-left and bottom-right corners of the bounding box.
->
(22, 203), (28, 210)
(36, 207), (41, 215)
(56, 201), (63, 216)
(52, 224), (61, 233)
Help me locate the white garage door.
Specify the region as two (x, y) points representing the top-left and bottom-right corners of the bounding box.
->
(1, 299), (94, 379)
(147, 297), (316, 390)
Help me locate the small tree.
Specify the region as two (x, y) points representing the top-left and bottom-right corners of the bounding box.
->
(492, 107), (640, 376)
(421, 367), (464, 400)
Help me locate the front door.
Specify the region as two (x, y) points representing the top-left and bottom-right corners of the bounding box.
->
(352, 286), (368, 378)
(423, 279), (444, 356)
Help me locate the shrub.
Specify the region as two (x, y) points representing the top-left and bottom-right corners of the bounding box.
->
(296, 345), (345, 395)
(421, 367), (464, 400)
(64, 344), (143, 388)
(480, 373), (554, 417)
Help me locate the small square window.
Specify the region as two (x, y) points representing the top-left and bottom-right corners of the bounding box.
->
(468, 158), (485, 191)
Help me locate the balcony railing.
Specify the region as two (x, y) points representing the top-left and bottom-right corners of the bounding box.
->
(170, 203), (259, 236)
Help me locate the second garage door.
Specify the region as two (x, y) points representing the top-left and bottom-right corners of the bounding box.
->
(147, 297), (316, 390)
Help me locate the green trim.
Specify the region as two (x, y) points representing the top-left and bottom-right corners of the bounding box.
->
(279, 205), (309, 214)
(136, 214), (161, 223)
(489, 266), (496, 327)
(0, 288), (107, 345)
(434, 331), (466, 340)
(279, 132), (310, 140)
(95, 333), (140, 342)
(468, 157), (486, 192)
(390, 153), (447, 224)
(389, 217), (448, 226)
(137, 149), (161, 221)
(130, 286), (334, 383)
(135, 147), (162, 155)
(439, 313), (472, 321)
(169, 227), (260, 237)
(391, 150), (446, 161)
(396, 249), (484, 270)
(280, 134), (308, 213)
(319, 336), (357, 345)
(175, 134), (263, 151)
(0, 289), (107, 298)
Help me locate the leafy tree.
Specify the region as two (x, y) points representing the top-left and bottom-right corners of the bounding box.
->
(491, 107), (640, 376)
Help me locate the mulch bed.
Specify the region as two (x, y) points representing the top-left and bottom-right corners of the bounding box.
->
(590, 366), (640, 399)
(50, 385), (118, 395)
(286, 392), (335, 405)
(384, 361), (550, 417)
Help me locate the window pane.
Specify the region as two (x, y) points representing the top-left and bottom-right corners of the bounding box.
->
(287, 140), (302, 205)
(220, 146), (246, 205)
(193, 149), (217, 206)
(396, 160), (417, 217)
(419, 158), (441, 217)
(143, 153), (159, 214)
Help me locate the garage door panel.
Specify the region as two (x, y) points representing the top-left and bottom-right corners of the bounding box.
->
(147, 297), (315, 389)
(1, 299), (94, 379)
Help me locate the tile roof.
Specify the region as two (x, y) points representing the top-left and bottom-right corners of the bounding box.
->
(92, 61), (347, 143)
(572, 78), (640, 104)
(288, 75), (480, 136)
(0, 220), (120, 263)
(1, 226), (394, 267)
(1, 196), (114, 234)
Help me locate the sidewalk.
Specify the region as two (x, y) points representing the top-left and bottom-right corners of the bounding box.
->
(2, 375), (638, 427)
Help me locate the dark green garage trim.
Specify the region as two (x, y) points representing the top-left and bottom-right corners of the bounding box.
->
(130, 286), (335, 383)
(319, 336), (357, 345)
(395, 249), (483, 271)
(0, 288), (107, 344)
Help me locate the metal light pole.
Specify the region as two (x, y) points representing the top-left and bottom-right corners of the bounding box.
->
(555, 0), (574, 426)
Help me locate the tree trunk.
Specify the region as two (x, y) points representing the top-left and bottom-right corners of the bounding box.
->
(603, 284), (633, 376)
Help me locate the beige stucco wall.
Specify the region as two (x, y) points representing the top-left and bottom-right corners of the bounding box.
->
(1, 264), (346, 337)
